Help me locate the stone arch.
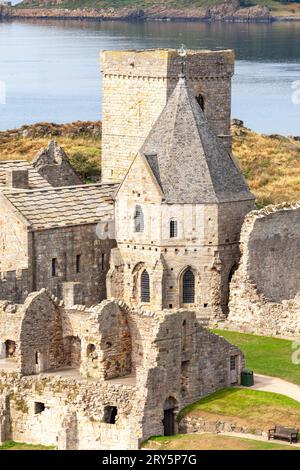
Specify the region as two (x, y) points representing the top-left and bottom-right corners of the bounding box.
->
(178, 266), (197, 307)
(140, 269), (150, 303)
(63, 335), (81, 368)
(19, 290), (64, 375)
(132, 262), (148, 304)
(223, 263), (239, 316)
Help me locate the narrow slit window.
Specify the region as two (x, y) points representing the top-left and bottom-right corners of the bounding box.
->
(134, 205), (144, 233)
(170, 219), (178, 238)
(101, 253), (105, 271)
(51, 258), (57, 277)
(196, 94), (205, 112)
(76, 254), (81, 273)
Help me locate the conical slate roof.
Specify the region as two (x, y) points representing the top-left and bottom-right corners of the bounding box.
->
(140, 76), (254, 204)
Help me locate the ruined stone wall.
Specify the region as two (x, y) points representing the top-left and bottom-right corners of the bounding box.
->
(101, 49), (234, 183)
(32, 141), (82, 187)
(32, 224), (116, 305)
(225, 203), (300, 337)
(0, 372), (138, 450)
(129, 309), (244, 440)
(20, 290), (64, 375)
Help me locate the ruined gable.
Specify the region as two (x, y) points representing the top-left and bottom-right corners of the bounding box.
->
(32, 141), (82, 187)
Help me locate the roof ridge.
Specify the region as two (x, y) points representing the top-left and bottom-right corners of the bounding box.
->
(2, 182), (119, 196)
(138, 76), (254, 204)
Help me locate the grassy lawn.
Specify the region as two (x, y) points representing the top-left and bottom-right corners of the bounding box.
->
(0, 440), (55, 450)
(143, 433), (299, 450)
(179, 388), (300, 431)
(213, 329), (300, 385)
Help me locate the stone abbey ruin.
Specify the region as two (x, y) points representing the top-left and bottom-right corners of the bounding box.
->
(0, 48), (299, 449)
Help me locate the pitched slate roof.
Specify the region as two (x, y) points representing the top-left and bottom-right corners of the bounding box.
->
(0, 160), (51, 189)
(2, 183), (118, 230)
(140, 76), (254, 204)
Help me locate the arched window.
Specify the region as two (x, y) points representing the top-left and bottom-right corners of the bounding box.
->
(141, 269), (150, 303)
(170, 219), (178, 238)
(182, 269), (195, 304)
(196, 94), (205, 112)
(134, 205), (144, 232)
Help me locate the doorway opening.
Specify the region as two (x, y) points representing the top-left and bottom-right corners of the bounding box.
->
(230, 355), (238, 384)
(163, 397), (177, 436)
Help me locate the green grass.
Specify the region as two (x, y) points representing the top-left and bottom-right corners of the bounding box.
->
(0, 440), (55, 450)
(180, 387), (300, 418)
(178, 388), (300, 431)
(213, 329), (300, 385)
(143, 433), (300, 450)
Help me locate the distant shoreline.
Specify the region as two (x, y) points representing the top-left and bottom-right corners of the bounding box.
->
(2, 4), (300, 24)
(2, 14), (300, 24)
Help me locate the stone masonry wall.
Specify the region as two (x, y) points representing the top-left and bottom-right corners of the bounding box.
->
(32, 141), (82, 187)
(0, 372), (138, 450)
(224, 203), (300, 337)
(101, 49), (234, 183)
(0, 294), (244, 449)
(32, 224), (116, 306)
(0, 196), (29, 272)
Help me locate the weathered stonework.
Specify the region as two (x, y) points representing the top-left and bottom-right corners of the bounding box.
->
(0, 291), (244, 449)
(222, 202), (300, 337)
(101, 49), (234, 183)
(32, 141), (82, 187)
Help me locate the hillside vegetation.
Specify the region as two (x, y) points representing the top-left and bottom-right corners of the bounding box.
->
(1, 120), (300, 206)
(15, 0), (300, 16)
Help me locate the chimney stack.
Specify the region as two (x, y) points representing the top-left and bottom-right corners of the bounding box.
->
(6, 169), (29, 189)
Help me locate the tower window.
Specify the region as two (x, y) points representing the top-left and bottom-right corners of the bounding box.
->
(170, 219), (178, 238)
(182, 269), (195, 304)
(196, 94), (205, 112)
(76, 254), (81, 273)
(141, 269), (150, 303)
(101, 253), (105, 271)
(134, 205), (144, 233)
(51, 258), (57, 277)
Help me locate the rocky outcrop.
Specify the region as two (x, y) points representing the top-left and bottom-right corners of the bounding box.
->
(0, 4), (12, 18)
(6, 1), (273, 23)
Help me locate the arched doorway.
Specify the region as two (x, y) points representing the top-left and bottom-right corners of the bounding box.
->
(163, 397), (177, 436)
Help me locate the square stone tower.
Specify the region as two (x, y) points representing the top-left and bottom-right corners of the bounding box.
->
(100, 48), (234, 183)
